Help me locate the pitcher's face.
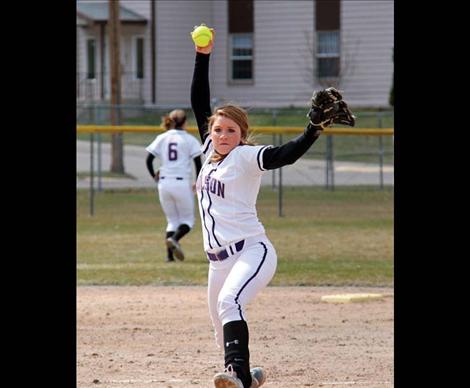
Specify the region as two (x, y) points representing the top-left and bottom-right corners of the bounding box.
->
(210, 116), (242, 155)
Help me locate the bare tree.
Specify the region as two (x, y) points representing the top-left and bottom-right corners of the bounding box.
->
(300, 30), (360, 92)
(109, 0), (125, 174)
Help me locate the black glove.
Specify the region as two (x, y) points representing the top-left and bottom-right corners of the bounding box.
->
(307, 87), (355, 130)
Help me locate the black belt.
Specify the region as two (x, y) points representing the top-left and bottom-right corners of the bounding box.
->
(207, 240), (245, 261)
(161, 176), (183, 180)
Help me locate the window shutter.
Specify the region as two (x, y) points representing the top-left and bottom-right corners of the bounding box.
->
(228, 0), (253, 33)
(315, 0), (340, 31)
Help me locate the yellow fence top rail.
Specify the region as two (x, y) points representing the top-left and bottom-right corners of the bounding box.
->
(77, 125), (393, 136)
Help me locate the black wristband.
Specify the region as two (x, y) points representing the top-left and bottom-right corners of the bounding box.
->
(306, 122), (324, 137)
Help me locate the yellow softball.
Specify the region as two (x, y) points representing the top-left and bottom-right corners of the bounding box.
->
(191, 24), (213, 47)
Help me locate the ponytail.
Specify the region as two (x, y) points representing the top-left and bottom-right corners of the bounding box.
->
(161, 115), (175, 130)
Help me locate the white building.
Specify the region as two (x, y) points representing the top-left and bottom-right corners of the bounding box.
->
(76, 0), (394, 109)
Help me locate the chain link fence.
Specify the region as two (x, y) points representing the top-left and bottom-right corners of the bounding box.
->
(77, 104), (394, 199)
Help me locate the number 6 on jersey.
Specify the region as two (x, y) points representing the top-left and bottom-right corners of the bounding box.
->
(168, 142), (178, 161)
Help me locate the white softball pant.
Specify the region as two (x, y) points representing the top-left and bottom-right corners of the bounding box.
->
(207, 234), (277, 349)
(157, 178), (195, 231)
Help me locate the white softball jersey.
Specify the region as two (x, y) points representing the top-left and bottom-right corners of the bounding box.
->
(146, 129), (202, 179)
(196, 137), (272, 253)
(146, 129), (202, 230)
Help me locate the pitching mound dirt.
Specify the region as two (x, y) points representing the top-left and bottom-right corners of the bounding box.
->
(77, 286), (393, 387)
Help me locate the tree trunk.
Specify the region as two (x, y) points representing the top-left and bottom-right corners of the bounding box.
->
(109, 0), (125, 174)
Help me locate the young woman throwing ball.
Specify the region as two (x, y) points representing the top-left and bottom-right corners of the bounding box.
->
(191, 28), (354, 388)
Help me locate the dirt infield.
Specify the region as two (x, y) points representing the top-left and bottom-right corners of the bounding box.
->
(77, 286), (393, 387)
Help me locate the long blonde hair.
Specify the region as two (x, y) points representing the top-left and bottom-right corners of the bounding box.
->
(208, 104), (256, 162)
(161, 109), (187, 130)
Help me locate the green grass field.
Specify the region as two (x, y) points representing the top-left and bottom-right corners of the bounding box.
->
(77, 186), (393, 287)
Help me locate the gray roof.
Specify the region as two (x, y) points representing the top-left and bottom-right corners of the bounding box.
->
(77, 2), (147, 24)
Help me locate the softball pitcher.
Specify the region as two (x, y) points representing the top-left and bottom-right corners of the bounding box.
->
(191, 29), (354, 388)
(145, 109), (202, 262)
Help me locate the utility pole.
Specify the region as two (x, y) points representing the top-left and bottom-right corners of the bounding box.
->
(151, 0), (156, 104)
(109, 0), (125, 173)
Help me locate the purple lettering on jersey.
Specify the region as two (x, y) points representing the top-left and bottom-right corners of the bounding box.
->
(204, 175), (210, 191)
(202, 175), (225, 199)
(168, 142), (178, 161)
(217, 181), (225, 198)
(209, 179), (217, 194)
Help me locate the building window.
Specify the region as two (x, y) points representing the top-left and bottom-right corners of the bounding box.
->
(230, 34), (253, 80)
(228, 0), (254, 82)
(86, 38), (96, 79)
(135, 37), (144, 79)
(315, 0), (340, 79)
(317, 31), (340, 78)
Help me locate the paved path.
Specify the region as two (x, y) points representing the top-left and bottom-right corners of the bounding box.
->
(77, 141), (393, 189)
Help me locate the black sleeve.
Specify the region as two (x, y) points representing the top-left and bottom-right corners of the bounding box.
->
(191, 52), (212, 143)
(262, 124), (322, 170)
(146, 152), (156, 178)
(193, 155), (202, 177)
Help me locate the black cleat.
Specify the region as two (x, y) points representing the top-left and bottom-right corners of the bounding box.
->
(166, 237), (185, 261)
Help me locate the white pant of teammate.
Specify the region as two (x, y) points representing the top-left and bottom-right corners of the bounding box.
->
(207, 234), (277, 349)
(157, 178), (195, 231)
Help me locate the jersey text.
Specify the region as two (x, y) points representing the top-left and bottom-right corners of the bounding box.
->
(203, 176), (225, 198)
